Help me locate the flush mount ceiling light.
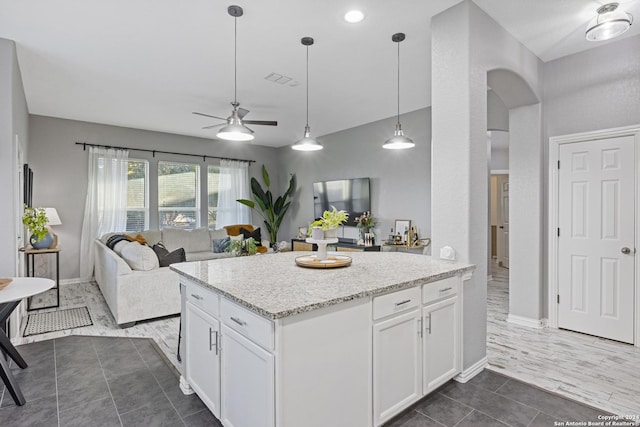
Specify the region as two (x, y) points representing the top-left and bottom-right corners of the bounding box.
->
(344, 10), (365, 23)
(292, 37), (323, 152)
(192, 5), (278, 141)
(586, 2), (633, 41)
(383, 33), (415, 150)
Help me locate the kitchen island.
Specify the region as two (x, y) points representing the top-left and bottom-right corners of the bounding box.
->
(172, 251), (474, 427)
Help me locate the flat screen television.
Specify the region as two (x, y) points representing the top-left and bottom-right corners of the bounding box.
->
(313, 177), (370, 226)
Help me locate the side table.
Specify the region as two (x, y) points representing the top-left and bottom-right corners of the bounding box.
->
(19, 247), (61, 310)
(0, 277), (55, 405)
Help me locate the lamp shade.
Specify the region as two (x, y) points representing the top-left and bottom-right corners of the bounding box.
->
(217, 123), (255, 141)
(383, 124), (415, 150)
(586, 3), (633, 41)
(44, 207), (62, 226)
(292, 126), (323, 151)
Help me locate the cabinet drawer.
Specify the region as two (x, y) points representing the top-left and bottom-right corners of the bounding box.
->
(220, 298), (274, 351)
(422, 276), (458, 305)
(373, 287), (421, 320)
(185, 280), (219, 318)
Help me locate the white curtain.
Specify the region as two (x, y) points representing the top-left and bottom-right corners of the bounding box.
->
(79, 147), (129, 281)
(216, 160), (251, 229)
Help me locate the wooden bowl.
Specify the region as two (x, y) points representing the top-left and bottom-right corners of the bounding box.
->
(0, 278), (12, 290)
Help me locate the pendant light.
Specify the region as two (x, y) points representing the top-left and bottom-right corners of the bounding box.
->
(292, 37), (323, 151)
(383, 33), (415, 150)
(586, 3), (633, 42)
(217, 5), (254, 141)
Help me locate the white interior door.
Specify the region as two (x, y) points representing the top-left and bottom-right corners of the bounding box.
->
(558, 136), (635, 343)
(498, 177), (510, 268)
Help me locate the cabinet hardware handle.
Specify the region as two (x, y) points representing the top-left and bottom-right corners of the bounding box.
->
(230, 316), (246, 326)
(395, 299), (411, 307)
(212, 330), (219, 355)
(426, 314), (432, 334)
(418, 318), (423, 338)
(191, 294), (203, 300)
(439, 287), (452, 293)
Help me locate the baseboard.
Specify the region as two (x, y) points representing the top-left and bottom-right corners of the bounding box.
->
(454, 356), (488, 383)
(60, 278), (84, 286)
(179, 375), (194, 395)
(507, 314), (545, 329)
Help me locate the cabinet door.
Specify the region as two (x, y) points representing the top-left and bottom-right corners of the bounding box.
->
(221, 325), (275, 427)
(185, 302), (221, 417)
(423, 296), (459, 394)
(373, 309), (422, 426)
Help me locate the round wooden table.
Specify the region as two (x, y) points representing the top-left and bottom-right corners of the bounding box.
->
(0, 277), (55, 406)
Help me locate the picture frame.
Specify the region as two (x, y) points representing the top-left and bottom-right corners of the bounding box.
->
(394, 219), (411, 243)
(298, 226), (307, 239)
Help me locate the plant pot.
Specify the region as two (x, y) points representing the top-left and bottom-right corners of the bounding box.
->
(311, 227), (324, 240)
(324, 228), (338, 239)
(30, 232), (53, 249)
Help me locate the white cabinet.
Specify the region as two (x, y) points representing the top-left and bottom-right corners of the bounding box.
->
(185, 301), (221, 417)
(373, 309), (422, 426)
(221, 325), (275, 427)
(422, 296), (459, 394)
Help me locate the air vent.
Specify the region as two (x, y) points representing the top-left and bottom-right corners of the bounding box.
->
(264, 72), (298, 87)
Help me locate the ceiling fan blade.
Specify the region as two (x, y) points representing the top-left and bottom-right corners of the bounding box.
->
(237, 108), (250, 119)
(193, 111), (227, 121)
(202, 123), (225, 130)
(243, 120), (278, 126)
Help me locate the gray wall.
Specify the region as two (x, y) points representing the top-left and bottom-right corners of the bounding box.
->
(277, 108), (431, 245)
(0, 38), (29, 277)
(28, 115), (281, 280)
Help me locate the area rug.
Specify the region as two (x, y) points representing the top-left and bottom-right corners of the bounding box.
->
(23, 306), (93, 336)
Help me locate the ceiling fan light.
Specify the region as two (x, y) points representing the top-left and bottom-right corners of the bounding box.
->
(383, 125), (415, 150)
(586, 3), (633, 41)
(344, 10), (365, 23)
(292, 126), (323, 151)
(216, 122), (254, 141)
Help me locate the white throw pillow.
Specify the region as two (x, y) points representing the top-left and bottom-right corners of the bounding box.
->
(120, 242), (159, 271)
(113, 240), (129, 255)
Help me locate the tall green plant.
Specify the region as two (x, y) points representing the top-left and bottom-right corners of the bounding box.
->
(237, 165), (296, 245)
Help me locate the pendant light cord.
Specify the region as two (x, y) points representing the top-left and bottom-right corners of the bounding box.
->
(234, 15), (238, 105)
(396, 40), (400, 125)
(306, 44), (309, 127)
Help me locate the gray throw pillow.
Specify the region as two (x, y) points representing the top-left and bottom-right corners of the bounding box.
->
(152, 242), (186, 267)
(213, 236), (231, 253)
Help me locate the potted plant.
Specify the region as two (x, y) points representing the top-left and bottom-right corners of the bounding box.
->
(237, 165), (296, 247)
(22, 206), (53, 249)
(354, 211), (377, 238)
(308, 206), (349, 239)
(225, 237), (258, 256)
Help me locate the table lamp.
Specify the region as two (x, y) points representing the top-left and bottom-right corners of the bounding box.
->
(44, 207), (62, 248)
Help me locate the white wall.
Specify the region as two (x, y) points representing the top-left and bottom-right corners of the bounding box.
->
(28, 115), (281, 281)
(277, 108), (431, 245)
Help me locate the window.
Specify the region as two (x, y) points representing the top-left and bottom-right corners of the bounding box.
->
(126, 159), (149, 232)
(158, 161), (200, 229)
(207, 165), (220, 229)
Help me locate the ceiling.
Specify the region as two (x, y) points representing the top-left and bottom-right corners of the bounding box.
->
(1, 0), (638, 148)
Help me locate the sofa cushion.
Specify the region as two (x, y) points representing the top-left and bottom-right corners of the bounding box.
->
(210, 228), (228, 240)
(120, 242), (159, 271)
(162, 227), (211, 253)
(113, 240), (129, 256)
(152, 242), (186, 267)
(139, 230), (162, 246)
(224, 224), (253, 236)
(187, 251), (233, 262)
(105, 234), (130, 250)
(213, 236), (231, 253)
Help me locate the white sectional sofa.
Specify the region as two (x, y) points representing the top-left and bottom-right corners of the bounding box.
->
(94, 225), (265, 327)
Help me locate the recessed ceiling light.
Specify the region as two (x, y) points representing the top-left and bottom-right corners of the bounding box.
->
(344, 10), (365, 23)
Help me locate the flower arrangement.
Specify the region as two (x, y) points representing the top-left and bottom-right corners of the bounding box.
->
(225, 237), (258, 256)
(22, 206), (49, 241)
(308, 206), (349, 235)
(354, 211), (377, 229)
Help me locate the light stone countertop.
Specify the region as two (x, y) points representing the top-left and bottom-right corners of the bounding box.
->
(171, 251), (474, 320)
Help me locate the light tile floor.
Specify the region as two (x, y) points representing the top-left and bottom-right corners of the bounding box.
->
(487, 263), (640, 417)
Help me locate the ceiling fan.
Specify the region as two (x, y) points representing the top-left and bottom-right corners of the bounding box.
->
(193, 5), (277, 141)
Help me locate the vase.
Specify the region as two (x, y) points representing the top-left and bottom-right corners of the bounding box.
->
(324, 228), (338, 239)
(311, 227), (324, 240)
(359, 227), (370, 241)
(30, 232), (53, 249)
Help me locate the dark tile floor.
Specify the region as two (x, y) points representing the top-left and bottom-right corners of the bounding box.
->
(0, 335), (218, 427)
(385, 370), (612, 427)
(1, 336), (613, 427)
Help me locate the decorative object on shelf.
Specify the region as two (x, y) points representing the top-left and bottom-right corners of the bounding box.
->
(43, 207), (62, 248)
(192, 5), (277, 141)
(297, 226), (307, 239)
(585, 3), (633, 42)
(236, 164), (296, 245)
(383, 33), (415, 150)
(307, 206), (349, 239)
(394, 219), (411, 244)
(292, 36), (323, 151)
(226, 237), (258, 256)
(355, 211), (377, 243)
(295, 254), (352, 269)
(22, 205), (53, 249)
(0, 278), (12, 290)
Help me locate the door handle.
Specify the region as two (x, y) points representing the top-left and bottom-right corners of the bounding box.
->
(621, 247), (632, 255)
(499, 226), (504, 229)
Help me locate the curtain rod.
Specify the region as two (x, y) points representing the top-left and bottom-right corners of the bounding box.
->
(74, 142), (255, 164)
